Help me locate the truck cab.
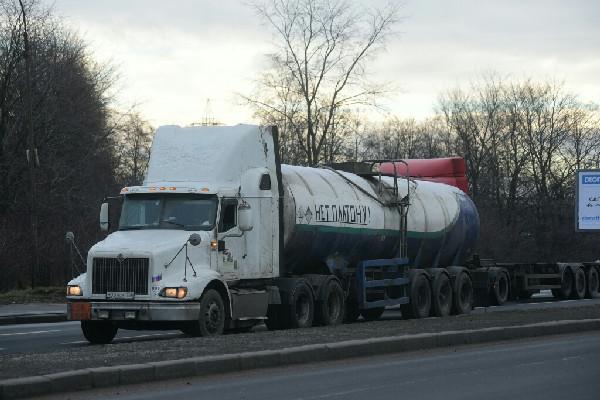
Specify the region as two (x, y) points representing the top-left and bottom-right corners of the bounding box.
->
(67, 124), (282, 343)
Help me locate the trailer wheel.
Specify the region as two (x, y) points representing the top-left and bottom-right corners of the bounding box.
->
(552, 269), (573, 300)
(81, 321), (118, 344)
(490, 272), (509, 306)
(316, 279), (345, 326)
(360, 307), (385, 321)
(572, 268), (586, 300)
(193, 289), (225, 336)
(431, 273), (452, 317)
(401, 273), (432, 319)
(586, 267), (599, 298)
(452, 272), (473, 315)
(286, 281), (314, 328)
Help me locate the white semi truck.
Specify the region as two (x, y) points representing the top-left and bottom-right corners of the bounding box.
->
(66, 124), (600, 343)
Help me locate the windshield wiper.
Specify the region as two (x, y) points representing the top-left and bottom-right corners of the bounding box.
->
(160, 220), (185, 228)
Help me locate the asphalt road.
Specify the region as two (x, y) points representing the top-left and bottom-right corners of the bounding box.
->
(33, 331), (600, 400)
(0, 321), (183, 354)
(1, 292), (600, 355)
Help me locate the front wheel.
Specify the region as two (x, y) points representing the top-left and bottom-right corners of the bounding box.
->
(187, 289), (226, 336)
(81, 321), (118, 344)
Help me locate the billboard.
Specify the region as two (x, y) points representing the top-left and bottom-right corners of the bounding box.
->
(576, 169), (600, 232)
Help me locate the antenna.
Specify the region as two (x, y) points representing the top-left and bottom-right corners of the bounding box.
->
(191, 98), (220, 126)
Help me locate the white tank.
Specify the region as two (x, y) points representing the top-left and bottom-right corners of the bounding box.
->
(280, 165), (480, 276)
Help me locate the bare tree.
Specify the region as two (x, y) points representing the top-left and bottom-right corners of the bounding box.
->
(112, 110), (153, 186)
(246, 0), (398, 165)
(0, 0), (119, 290)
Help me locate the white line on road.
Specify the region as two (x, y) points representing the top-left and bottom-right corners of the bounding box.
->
(60, 332), (181, 345)
(0, 329), (61, 337)
(60, 340), (87, 345)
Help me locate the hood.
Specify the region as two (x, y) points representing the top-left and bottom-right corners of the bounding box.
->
(91, 229), (212, 255)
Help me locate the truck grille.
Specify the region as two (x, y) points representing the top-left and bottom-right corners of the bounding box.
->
(92, 257), (149, 295)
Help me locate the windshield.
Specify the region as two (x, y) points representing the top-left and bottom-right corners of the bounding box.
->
(119, 194), (218, 231)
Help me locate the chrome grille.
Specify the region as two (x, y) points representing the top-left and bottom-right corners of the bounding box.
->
(92, 257), (149, 295)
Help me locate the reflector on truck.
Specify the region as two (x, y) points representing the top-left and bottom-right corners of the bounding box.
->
(68, 302), (91, 320)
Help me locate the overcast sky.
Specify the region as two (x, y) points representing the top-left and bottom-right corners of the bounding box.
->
(46, 0), (600, 127)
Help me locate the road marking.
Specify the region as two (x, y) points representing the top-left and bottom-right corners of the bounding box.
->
(60, 332), (181, 345)
(118, 332), (181, 340)
(60, 340), (88, 345)
(0, 329), (60, 337)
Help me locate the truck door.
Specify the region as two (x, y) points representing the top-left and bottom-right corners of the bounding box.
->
(217, 198), (243, 280)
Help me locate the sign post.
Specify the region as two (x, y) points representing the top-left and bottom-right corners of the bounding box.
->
(576, 169), (600, 232)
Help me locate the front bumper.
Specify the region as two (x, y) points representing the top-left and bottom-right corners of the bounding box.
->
(67, 301), (201, 321)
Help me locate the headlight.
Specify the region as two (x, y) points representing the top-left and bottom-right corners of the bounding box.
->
(160, 287), (188, 299)
(67, 285), (82, 296)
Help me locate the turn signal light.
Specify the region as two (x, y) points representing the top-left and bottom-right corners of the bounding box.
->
(67, 285), (82, 296)
(210, 239), (218, 250)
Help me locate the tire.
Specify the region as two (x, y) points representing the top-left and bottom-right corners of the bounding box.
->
(490, 272), (509, 306)
(81, 321), (118, 344)
(190, 289), (225, 336)
(315, 279), (345, 326)
(360, 307), (385, 321)
(286, 281), (314, 329)
(431, 273), (453, 317)
(452, 272), (473, 315)
(586, 267), (599, 298)
(401, 273), (432, 319)
(553, 269), (573, 300)
(572, 268), (586, 300)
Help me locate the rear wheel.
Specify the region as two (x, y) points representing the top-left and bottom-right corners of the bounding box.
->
(286, 281), (314, 329)
(572, 268), (586, 299)
(452, 272), (473, 315)
(315, 279), (345, 326)
(553, 269), (573, 300)
(431, 273), (452, 317)
(490, 272), (509, 306)
(81, 321), (118, 344)
(401, 273), (432, 319)
(586, 267), (599, 298)
(360, 307), (385, 321)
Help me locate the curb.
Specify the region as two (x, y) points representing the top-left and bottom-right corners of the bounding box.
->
(1, 318), (599, 399)
(0, 314), (66, 326)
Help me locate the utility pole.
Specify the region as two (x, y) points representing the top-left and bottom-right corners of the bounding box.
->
(19, 0), (40, 288)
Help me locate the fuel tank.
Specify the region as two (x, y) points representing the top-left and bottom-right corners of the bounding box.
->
(280, 164), (479, 276)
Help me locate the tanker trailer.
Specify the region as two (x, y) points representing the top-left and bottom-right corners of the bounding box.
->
(267, 162), (480, 326)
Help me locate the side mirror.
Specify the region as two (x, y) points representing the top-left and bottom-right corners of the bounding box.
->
(100, 202), (109, 231)
(238, 203), (253, 232)
(188, 233), (202, 246)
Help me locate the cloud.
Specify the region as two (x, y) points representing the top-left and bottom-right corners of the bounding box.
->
(45, 0), (600, 125)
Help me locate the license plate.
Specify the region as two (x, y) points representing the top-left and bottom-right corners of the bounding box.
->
(106, 291), (134, 300)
